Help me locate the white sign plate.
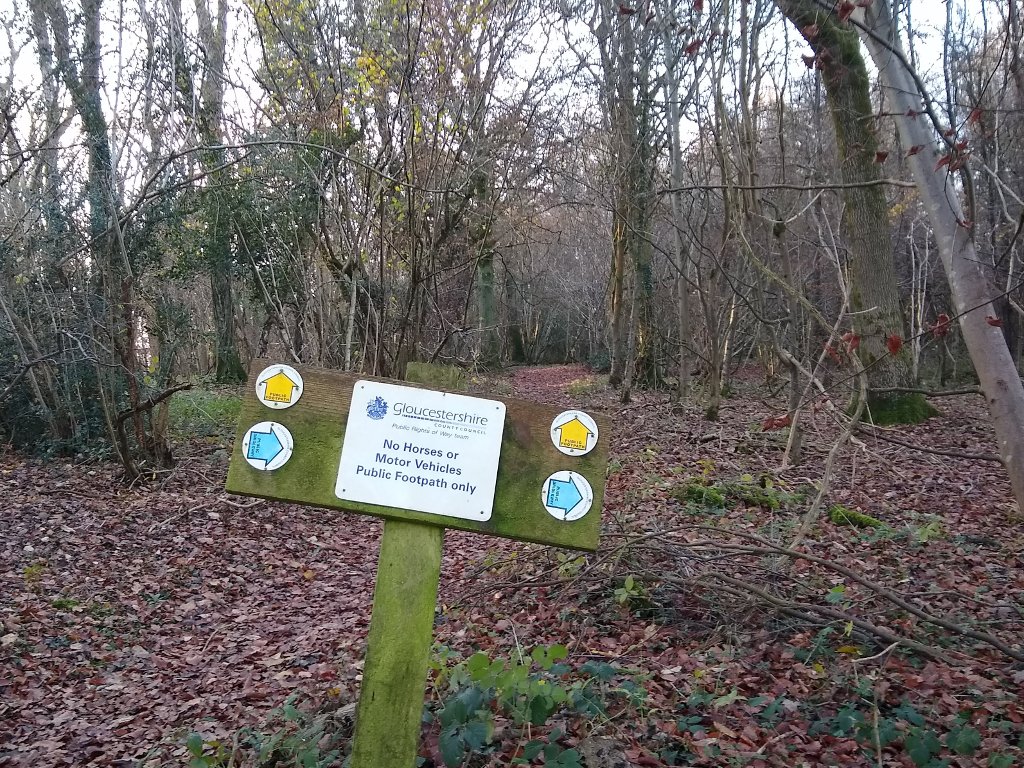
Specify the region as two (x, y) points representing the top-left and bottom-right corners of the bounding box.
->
(549, 410), (599, 456)
(242, 421), (294, 471)
(335, 381), (506, 521)
(256, 364), (304, 409)
(541, 471), (593, 521)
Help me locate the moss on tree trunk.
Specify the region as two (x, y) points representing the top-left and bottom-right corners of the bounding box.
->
(864, 391), (937, 426)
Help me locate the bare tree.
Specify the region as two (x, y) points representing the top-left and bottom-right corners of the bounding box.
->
(856, 0), (1024, 510)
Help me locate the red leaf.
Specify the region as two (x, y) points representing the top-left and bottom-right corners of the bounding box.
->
(801, 53), (816, 68)
(986, 315), (1003, 327)
(967, 107), (983, 125)
(837, 0), (856, 21)
(762, 414), (792, 432)
(935, 154), (951, 171)
(874, 150), (889, 163)
(824, 343), (843, 364)
(955, 140), (969, 151)
(886, 334), (903, 356)
(685, 38), (703, 56)
(905, 108), (919, 119)
(618, 3), (636, 14)
(693, 0), (704, 12)
(957, 217), (973, 229)
(931, 313), (951, 339)
(841, 331), (861, 352)
(943, 128), (956, 138)
(907, 145), (923, 156)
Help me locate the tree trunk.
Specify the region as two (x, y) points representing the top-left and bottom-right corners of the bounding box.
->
(32, 0), (151, 475)
(602, 4), (639, 391)
(608, 208), (629, 388)
(775, 0), (930, 424)
(504, 274), (527, 364)
(858, 0), (1024, 511)
(211, 254), (245, 381)
(477, 249), (500, 369)
(655, 0), (700, 401)
(193, 0), (246, 382)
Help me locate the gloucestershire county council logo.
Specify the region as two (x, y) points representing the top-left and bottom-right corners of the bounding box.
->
(366, 396), (388, 420)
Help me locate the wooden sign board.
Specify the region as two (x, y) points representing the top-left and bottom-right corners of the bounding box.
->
(226, 360), (608, 551)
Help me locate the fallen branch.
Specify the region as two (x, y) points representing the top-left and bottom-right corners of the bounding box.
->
(115, 382), (193, 428)
(114, 383), (193, 480)
(869, 386), (982, 397)
(856, 424), (1003, 464)
(685, 572), (952, 662)
(675, 529), (1024, 663)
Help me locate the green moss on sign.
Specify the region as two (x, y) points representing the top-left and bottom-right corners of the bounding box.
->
(226, 361), (608, 551)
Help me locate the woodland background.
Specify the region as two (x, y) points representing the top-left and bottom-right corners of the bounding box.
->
(1, 0), (1023, 479)
(2, 0), (1024, 766)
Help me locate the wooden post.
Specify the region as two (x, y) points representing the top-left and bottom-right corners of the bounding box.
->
(350, 363), (455, 768)
(350, 519), (442, 768)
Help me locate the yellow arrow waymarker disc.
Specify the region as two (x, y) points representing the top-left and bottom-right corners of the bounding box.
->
(256, 364), (304, 409)
(549, 410), (599, 456)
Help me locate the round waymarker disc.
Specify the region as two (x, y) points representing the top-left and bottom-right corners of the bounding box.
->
(256, 364), (304, 409)
(242, 421), (294, 471)
(550, 410), (599, 456)
(541, 471), (593, 521)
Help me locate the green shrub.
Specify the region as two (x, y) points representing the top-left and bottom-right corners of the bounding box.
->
(169, 389), (241, 440)
(427, 644), (645, 768)
(185, 693), (349, 768)
(588, 350), (611, 373)
(672, 474), (803, 512)
(406, 363), (466, 390)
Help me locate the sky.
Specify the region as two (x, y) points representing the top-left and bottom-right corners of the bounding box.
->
(0, 0), (998, 184)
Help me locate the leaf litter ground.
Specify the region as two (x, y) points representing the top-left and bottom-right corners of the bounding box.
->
(1, 365), (1022, 766)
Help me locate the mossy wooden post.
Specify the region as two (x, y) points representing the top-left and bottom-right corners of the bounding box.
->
(350, 520), (441, 767)
(350, 364), (453, 768)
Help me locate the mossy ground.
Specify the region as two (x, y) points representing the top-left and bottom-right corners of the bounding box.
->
(828, 504), (885, 529)
(861, 392), (938, 426)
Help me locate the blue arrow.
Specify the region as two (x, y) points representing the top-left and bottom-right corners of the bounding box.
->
(547, 477), (583, 518)
(247, 427), (284, 465)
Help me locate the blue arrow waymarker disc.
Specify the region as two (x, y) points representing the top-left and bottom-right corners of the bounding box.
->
(247, 429), (283, 464)
(547, 477), (583, 514)
(243, 421), (293, 471)
(541, 471), (593, 521)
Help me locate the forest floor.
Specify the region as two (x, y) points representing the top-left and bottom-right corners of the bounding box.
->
(1, 365), (1023, 767)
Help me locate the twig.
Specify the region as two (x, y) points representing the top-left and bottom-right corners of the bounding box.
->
(221, 497), (265, 509)
(148, 499), (217, 533)
(853, 641), (900, 664)
(0, 353), (61, 403)
(681, 527), (1024, 662)
(115, 382), (193, 427)
(790, 360), (867, 549)
(201, 626), (223, 653)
